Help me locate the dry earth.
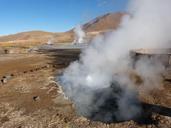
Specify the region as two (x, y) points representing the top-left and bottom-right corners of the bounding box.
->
(0, 49), (170, 128)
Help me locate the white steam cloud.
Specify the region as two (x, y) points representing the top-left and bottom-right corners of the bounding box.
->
(47, 39), (53, 45)
(59, 0), (171, 122)
(73, 25), (86, 44)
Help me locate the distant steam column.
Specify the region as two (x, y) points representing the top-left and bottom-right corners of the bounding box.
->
(73, 25), (86, 44)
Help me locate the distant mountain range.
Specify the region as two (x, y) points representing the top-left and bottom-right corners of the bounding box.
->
(0, 12), (125, 44)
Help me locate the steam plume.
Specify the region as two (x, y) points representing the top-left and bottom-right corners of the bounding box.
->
(73, 25), (86, 44)
(59, 0), (171, 122)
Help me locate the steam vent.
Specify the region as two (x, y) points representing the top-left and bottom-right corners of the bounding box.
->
(59, 48), (171, 124)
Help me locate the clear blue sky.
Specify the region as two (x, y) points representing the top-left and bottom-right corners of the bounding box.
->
(0, 0), (128, 35)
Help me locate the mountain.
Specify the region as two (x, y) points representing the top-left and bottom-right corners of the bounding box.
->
(0, 12), (125, 44)
(0, 31), (54, 42)
(83, 12), (125, 32)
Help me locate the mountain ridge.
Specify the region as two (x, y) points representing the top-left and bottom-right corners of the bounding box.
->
(0, 12), (125, 43)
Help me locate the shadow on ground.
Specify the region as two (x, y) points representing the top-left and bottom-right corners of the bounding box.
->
(82, 85), (171, 125)
(38, 49), (81, 69)
(88, 102), (171, 125)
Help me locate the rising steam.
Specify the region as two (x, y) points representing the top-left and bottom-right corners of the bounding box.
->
(73, 25), (86, 44)
(59, 0), (171, 122)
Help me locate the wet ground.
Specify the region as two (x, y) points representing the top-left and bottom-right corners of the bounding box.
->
(0, 49), (170, 128)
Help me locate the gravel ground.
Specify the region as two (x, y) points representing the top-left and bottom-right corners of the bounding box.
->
(0, 52), (170, 128)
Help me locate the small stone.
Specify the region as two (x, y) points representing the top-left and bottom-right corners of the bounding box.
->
(2, 78), (7, 84)
(46, 65), (50, 68)
(11, 73), (14, 77)
(33, 96), (40, 101)
(23, 71), (27, 73)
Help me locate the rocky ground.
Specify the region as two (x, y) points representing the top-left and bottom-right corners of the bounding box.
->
(0, 50), (170, 128)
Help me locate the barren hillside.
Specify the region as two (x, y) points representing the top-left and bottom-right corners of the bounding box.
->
(0, 12), (125, 44)
(83, 12), (125, 32)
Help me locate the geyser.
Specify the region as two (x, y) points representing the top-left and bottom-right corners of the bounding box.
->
(58, 0), (171, 123)
(73, 25), (86, 44)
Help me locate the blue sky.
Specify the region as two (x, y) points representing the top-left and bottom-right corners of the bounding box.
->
(0, 0), (128, 35)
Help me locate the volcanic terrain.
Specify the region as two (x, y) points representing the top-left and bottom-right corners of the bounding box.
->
(0, 12), (170, 128)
